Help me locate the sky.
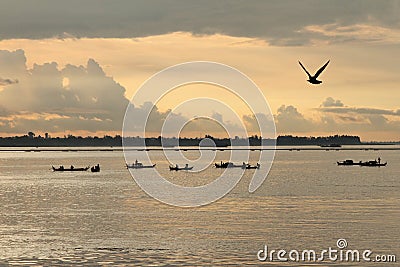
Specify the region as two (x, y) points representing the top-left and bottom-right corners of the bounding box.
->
(0, 0), (399, 141)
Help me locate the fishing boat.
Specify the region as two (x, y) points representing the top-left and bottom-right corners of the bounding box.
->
(337, 158), (387, 167)
(337, 159), (361, 166)
(241, 163), (260, 169)
(126, 160), (156, 169)
(91, 164), (101, 172)
(360, 160), (387, 167)
(214, 161), (242, 168)
(169, 164), (193, 171)
(52, 166), (90, 172)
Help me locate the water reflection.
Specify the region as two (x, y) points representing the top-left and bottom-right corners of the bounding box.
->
(0, 149), (398, 265)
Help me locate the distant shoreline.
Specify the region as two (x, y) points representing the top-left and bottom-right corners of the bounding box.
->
(0, 133), (398, 147)
(1, 145), (399, 153)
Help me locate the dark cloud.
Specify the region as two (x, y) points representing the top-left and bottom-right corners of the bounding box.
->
(0, 77), (18, 86)
(1, 0), (399, 45)
(320, 107), (400, 116)
(318, 97), (400, 117)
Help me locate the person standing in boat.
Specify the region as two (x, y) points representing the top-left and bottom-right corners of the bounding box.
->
(378, 157), (381, 164)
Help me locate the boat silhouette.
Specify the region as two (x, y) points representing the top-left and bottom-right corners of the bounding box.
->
(52, 165), (90, 172)
(337, 158), (387, 167)
(214, 161), (242, 168)
(126, 160), (156, 169)
(169, 164), (193, 171)
(91, 164), (101, 172)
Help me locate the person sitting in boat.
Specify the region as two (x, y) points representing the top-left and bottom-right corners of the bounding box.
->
(175, 164), (178, 168)
(256, 163), (260, 168)
(185, 164), (189, 169)
(60, 165), (64, 170)
(70, 165), (74, 170)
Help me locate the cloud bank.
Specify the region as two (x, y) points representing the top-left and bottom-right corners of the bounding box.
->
(1, 50), (399, 140)
(0, 49), (270, 137)
(0, 49), (129, 134)
(1, 0), (399, 45)
(276, 97), (400, 139)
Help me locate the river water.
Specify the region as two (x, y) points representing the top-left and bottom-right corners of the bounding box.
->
(0, 146), (398, 266)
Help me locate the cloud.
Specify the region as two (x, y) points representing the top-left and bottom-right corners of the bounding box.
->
(0, 77), (18, 86)
(0, 49), (269, 137)
(317, 99), (400, 139)
(275, 105), (315, 132)
(124, 102), (249, 137)
(321, 97), (344, 107)
(0, 49), (129, 134)
(242, 113), (274, 133)
(1, 1), (399, 45)
(274, 98), (400, 140)
(320, 107), (400, 116)
(302, 23), (400, 44)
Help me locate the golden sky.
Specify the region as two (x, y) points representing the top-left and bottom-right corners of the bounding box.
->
(0, 1), (399, 141)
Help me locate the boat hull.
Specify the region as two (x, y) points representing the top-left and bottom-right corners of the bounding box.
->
(337, 161), (361, 166)
(126, 164), (156, 169)
(360, 162), (387, 167)
(52, 166), (89, 172)
(214, 162), (242, 168)
(169, 166), (193, 171)
(242, 165), (260, 169)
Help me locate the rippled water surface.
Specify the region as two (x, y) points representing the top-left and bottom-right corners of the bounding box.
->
(0, 147), (399, 266)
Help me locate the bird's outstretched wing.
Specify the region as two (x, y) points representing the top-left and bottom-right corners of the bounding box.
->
(298, 61), (312, 78)
(314, 60), (330, 78)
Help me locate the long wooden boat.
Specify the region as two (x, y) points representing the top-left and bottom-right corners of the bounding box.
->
(126, 162), (156, 169)
(337, 160), (361, 166)
(337, 159), (387, 167)
(52, 166), (90, 172)
(360, 160), (387, 167)
(214, 162), (242, 168)
(169, 165), (193, 171)
(242, 163), (260, 169)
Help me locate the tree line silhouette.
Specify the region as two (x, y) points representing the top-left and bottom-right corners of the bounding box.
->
(0, 132), (366, 147)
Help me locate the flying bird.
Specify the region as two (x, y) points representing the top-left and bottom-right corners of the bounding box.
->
(298, 60), (330, 84)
